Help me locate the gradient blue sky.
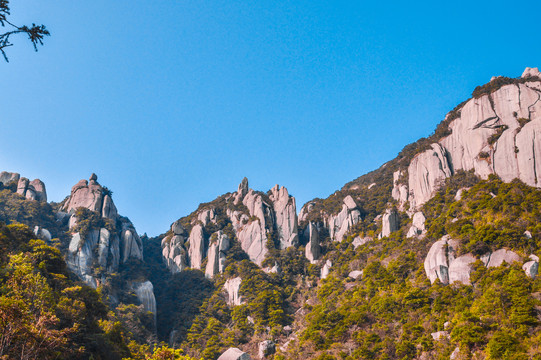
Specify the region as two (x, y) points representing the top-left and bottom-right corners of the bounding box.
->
(1, 0), (540, 236)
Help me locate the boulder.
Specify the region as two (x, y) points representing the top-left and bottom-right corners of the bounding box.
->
(305, 222), (321, 263)
(328, 196), (361, 241)
(348, 270), (363, 280)
(101, 195), (118, 220)
(258, 340), (275, 359)
(233, 177), (249, 204)
(224, 277), (243, 306)
(217, 348), (251, 360)
(448, 253), (476, 285)
(424, 235), (459, 284)
(486, 249), (521, 268)
(33, 226), (52, 242)
(523, 255), (539, 279)
(269, 185), (299, 249)
(197, 208), (216, 226)
(29, 179), (47, 202)
(205, 231), (230, 278)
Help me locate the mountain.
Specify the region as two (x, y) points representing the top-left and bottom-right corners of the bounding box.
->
(1, 67), (541, 360)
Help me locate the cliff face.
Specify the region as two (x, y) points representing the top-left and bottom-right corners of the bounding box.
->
(406, 68), (541, 209)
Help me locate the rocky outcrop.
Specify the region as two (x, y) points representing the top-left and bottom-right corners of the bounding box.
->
(269, 185), (298, 249)
(304, 222), (321, 263)
(407, 212), (426, 238)
(391, 170), (409, 210)
(62, 174), (117, 220)
(328, 195), (361, 242)
(63, 175), (141, 286)
(217, 348), (251, 360)
(380, 208), (399, 238)
(424, 235), (459, 284)
(485, 249), (521, 268)
(408, 143), (453, 209)
(224, 277), (243, 306)
(33, 226), (52, 242)
(258, 340), (275, 359)
(0, 171), (20, 185)
(15, 177), (47, 202)
(205, 231), (230, 278)
(188, 224), (206, 269)
(403, 71), (541, 211)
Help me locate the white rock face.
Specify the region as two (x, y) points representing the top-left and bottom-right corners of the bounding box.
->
(448, 254), (476, 285)
(321, 260), (332, 279)
(380, 208), (399, 238)
(408, 143), (453, 209)
(391, 170), (409, 210)
(134, 281), (157, 315)
(197, 208), (216, 226)
(328, 196), (361, 241)
(486, 249), (521, 268)
(121, 221), (143, 262)
(236, 220), (267, 266)
(269, 185), (299, 249)
(217, 348), (251, 360)
(435, 78), (541, 192)
(67, 230), (101, 288)
(305, 222), (321, 263)
(224, 277), (243, 306)
(424, 235), (459, 284)
(188, 224), (206, 269)
(0, 171), (20, 185)
(407, 212), (426, 238)
(205, 231), (230, 278)
(348, 270), (363, 279)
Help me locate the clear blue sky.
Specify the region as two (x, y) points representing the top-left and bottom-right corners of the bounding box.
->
(1, 0), (540, 236)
